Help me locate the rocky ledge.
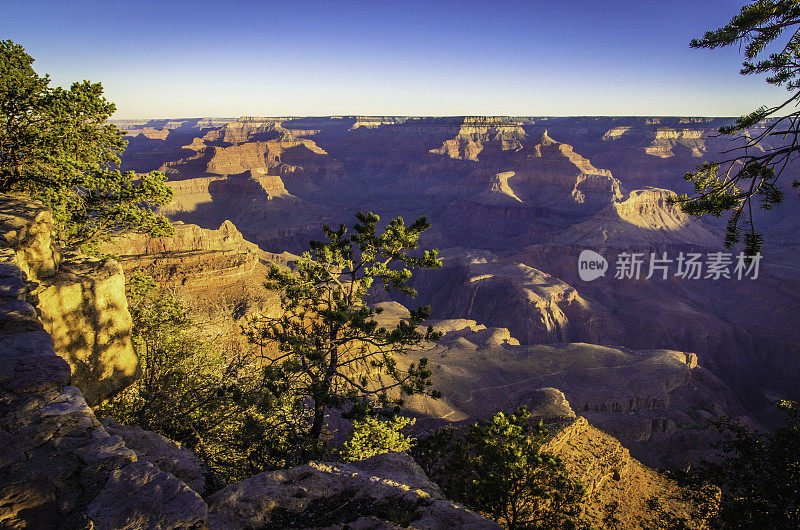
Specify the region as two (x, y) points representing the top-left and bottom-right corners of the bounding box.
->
(0, 247), (206, 529)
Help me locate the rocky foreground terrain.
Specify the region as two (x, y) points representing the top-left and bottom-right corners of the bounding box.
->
(114, 115), (800, 463)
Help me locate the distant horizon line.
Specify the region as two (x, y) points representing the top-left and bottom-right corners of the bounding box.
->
(109, 114), (742, 121)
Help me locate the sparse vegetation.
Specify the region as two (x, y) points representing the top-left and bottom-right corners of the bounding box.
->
(673, 1), (800, 253)
(96, 273), (280, 482)
(341, 415), (415, 462)
(243, 211), (442, 461)
(412, 407), (585, 529)
(0, 39), (172, 250)
(697, 399), (800, 528)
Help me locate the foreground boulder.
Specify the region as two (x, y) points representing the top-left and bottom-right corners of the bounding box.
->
(101, 418), (212, 496)
(206, 452), (499, 529)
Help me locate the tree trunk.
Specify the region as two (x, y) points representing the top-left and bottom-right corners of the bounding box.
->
(309, 399), (325, 447)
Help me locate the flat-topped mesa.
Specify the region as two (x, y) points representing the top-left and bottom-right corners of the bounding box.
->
(203, 118), (289, 145)
(349, 116), (411, 129)
(171, 133), (329, 178)
(429, 117), (527, 161)
(122, 126), (171, 140)
(600, 125), (708, 158)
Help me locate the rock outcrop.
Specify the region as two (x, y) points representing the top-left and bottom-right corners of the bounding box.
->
(35, 254), (137, 405)
(206, 452), (499, 529)
(388, 249), (622, 345)
(556, 187), (721, 247)
(0, 195), (136, 405)
(0, 195), (61, 280)
(103, 219), (278, 319)
(543, 416), (715, 527)
(101, 418), (211, 496)
(398, 316), (746, 469)
(0, 248), (206, 529)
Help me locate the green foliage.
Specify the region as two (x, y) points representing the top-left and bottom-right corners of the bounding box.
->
(244, 211), (442, 460)
(412, 407), (585, 529)
(0, 39), (173, 249)
(672, 1), (800, 252)
(698, 400), (800, 528)
(341, 415), (415, 462)
(97, 274), (283, 483)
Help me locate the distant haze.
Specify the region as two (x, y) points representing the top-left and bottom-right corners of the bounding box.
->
(1, 0), (779, 118)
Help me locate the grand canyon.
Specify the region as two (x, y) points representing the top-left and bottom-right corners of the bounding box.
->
(8, 0), (800, 525)
(113, 114), (800, 468)
(4, 110), (798, 527)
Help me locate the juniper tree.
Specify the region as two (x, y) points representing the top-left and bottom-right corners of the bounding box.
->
(698, 400), (800, 528)
(412, 407), (585, 529)
(672, 1), (800, 254)
(0, 39), (173, 249)
(244, 212), (442, 460)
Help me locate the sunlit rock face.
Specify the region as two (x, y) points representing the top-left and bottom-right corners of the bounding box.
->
(36, 254), (137, 405)
(0, 195), (61, 279)
(102, 219), (278, 315)
(0, 195), (137, 405)
(0, 236), (206, 529)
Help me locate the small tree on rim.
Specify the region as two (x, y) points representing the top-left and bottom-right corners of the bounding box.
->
(0, 39), (173, 249)
(244, 211), (442, 461)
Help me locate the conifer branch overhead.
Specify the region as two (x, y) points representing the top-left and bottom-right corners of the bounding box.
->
(674, 0), (800, 253)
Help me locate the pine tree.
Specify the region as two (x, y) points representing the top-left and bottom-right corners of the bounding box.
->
(0, 39), (173, 249)
(244, 212), (442, 460)
(412, 407), (585, 529)
(698, 400), (800, 528)
(672, 1), (800, 254)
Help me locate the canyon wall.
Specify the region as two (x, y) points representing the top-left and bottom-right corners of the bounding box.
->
(112, 114), (800, 460)
(0, 195), (136, 404)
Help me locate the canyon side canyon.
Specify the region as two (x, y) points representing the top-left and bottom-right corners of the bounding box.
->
(111, 115), (800, 470)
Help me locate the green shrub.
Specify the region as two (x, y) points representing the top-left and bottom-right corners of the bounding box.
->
(412, 407), (584, 529)
(341, 416), (415, 462)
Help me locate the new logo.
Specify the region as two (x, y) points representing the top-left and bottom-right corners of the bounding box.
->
(578, 250), (608, 281)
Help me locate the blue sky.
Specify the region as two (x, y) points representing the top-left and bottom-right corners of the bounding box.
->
(0, 0), (781, 118)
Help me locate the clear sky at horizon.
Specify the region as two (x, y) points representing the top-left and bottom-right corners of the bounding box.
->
(0, 0), (783, 119)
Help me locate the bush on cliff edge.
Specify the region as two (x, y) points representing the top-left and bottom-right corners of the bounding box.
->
(0, 39), (173, 250)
